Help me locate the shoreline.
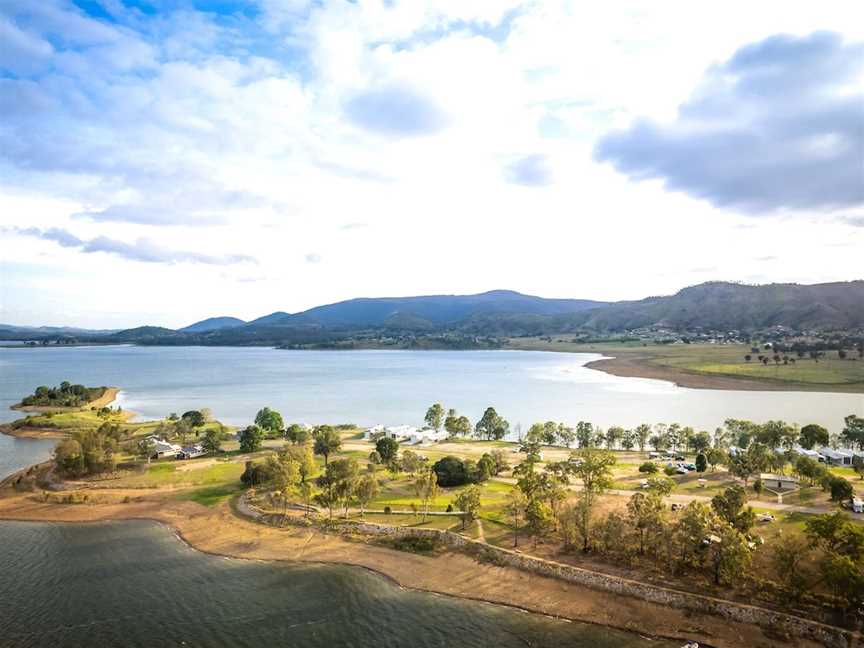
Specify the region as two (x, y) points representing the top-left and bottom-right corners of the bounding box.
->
(0, 490), (834, 648)
(2, 388), (127, 440)
(583, 355), (864, 394)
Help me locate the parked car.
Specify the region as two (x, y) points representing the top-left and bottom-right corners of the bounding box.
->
(757, 513), (775, 522)
(676, 467), (689, 474)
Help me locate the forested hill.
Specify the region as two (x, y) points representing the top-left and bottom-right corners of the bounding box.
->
(561, 281), (864, 332)
(5, 282), (863, 346)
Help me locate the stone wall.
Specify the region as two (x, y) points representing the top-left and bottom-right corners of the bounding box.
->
(334, 518), (855, 648)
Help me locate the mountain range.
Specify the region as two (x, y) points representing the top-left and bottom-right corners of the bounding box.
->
(3, 281), (862, 345)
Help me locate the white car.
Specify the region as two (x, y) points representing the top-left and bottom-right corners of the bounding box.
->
(757, 513), (775, 522)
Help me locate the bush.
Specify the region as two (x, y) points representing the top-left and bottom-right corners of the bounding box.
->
(663, 465), (677, 476)
(383, 506), (392, 515)
(638, 461), (658, 474)
(390, 535), (438, 554)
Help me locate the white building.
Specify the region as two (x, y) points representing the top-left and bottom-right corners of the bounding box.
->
(153, 439), (182, 458)
(759, 473), (799, 490)
(407, 428), (449, 445)
(364, 425), (417, 442)
(820, 447), (854, 466)
(794, 447), (822, 461)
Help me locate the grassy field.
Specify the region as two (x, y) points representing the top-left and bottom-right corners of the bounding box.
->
(511, 338), (864, 390)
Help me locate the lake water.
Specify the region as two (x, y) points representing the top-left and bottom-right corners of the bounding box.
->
(0, 519), (671, 648)
(1, 345), (861, 434)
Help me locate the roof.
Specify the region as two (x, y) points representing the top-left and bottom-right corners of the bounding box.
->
(820, 447), (854, 459)
(760, 473), (799, 482)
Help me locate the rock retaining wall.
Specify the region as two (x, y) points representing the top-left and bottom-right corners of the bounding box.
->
(335, 518), (855, 648)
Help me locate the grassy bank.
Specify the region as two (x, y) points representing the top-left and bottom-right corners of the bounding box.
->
(510, 338), (864, 393)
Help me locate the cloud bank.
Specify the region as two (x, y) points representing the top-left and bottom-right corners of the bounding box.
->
(13, 227), (254, 265)
(594, 32), (864, 212)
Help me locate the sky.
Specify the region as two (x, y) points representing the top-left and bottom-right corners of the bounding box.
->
(1, 0), (862, 329)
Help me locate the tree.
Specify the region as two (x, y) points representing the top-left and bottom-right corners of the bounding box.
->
(705, 447), (727, 472)
(474, 407), (509, 441)
(690, 431), (711, 454)
(711, 485), (755, 533)
(604, 425), (624, 450)
(354, 474), (379, 517)
(627, 491), (665, 556)
(695, 453), (707, 473)
(253, 407), (284, 436)
(181, 410), (205, 428)
(412, 468), (439, 522)
(280, 443), (317, 485)
(375, 436), (399, 466)
(285, 424), (309, 445)
(799, 424), (829, 450)
(135, 437), (155, 465)
(432, 455), (471, 487)
(400, 449), (424, 476)
(504, 489), (527, 548)
(634, 423), (651, 452)
(569, 448), (616, 552)
(313, 425), (341, 467)
(315, 458), (358, 519)
(646, 476), (675, 498)
(841, 415), (864, 450)
(853, 456), (864, 481)
(202, 428), (224, 455)
(672, 502), (714, 572)
(705, 523), (751, 586)
(753, 477), (764, 499)
(453, 484), (482, 530)
(794, 455), (827, 486)
(621, 429), (636, 451)
(770, 534), (811, 602)
(266, 453), (302, 518)
(239, 425), (264, 453)
(424, 403), (445, 432)
(648, 435), (665, 452)
(444, 409), (472, 438)
(821, 554), (864, 611)
(575, 421), (594, 448)
(476, 453), (496, 482)
(827, 475), (854, 503)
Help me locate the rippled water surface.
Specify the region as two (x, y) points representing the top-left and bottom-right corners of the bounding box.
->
(0, 520), (673, 648)
(1, 346), (860, 433)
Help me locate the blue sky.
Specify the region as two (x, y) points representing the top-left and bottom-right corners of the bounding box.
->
(1, 0), (862, 327)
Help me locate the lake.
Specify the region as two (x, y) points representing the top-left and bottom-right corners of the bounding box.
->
(0, 519), (672, 648)
(1, 346), (860, 435)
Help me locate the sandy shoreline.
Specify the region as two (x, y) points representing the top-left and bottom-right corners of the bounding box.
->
(584, 356), (863, 393)
(0, 490), (831, 648)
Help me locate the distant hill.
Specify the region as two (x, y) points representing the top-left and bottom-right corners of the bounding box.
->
(179, 316), (246, 333)
(565, 281), (864, 332)
(0, 324), (119, 340)
(108, 326), (181, 342)
(9, 282), (862, 346)
(257, 290), (606, 329)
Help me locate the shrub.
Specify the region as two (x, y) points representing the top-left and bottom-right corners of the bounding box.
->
(638, 461), (658, 474)
(663, 465), (677, 476)
(390, 535), (438, 554)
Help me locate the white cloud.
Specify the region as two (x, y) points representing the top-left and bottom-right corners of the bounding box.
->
(0, 0), (862, 327)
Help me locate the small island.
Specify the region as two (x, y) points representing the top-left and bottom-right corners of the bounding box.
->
(12, 382), (118, 412)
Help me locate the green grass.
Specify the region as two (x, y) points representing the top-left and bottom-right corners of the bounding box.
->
(176, 483), (243, 507)
(511, 339), (864, 390)
(116, 460), (245, 488)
